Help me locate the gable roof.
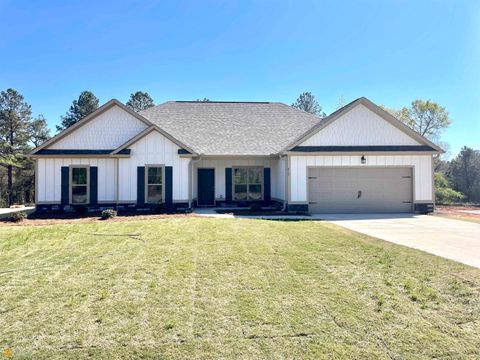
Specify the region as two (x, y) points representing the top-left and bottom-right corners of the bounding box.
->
(111, 125), (196, 155)
(139, 101), (322, 156)
(31, 97), (443, 158)
(282, 97), (444, 153)
(29, 99), (192, 156)
(30, 99), (151, 155)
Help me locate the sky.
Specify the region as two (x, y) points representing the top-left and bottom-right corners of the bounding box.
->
(0, 0), (479, 157)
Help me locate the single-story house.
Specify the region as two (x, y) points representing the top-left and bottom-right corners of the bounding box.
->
(30, 97), (442, 214)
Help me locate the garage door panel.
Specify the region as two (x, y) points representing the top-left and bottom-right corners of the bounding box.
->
(308, 167), (412, 213)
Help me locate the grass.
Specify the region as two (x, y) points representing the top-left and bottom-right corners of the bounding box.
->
(0, 218), (479, 359)
(436, 214), (480, 224)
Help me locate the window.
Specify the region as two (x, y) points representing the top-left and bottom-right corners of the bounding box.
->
(233, 167), (263, 201)
(70, 166), (89, 204)
(146, 166), (163, 203)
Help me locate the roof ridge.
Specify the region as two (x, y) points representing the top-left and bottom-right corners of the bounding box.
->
(172, 100), (272, 104)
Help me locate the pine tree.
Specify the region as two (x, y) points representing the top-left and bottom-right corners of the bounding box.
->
(57, 91), (99, 131)
(292, 92), (325, 117)
(0, 89), (33, 205)
(30, 114), (50, 147)
(126, 91), (155, 112)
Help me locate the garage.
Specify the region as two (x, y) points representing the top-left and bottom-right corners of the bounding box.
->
(308, 167), (413, 213)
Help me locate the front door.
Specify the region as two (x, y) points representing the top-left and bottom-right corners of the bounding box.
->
(197, 168), (215, 206)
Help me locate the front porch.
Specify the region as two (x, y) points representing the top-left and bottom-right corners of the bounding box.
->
(191, 156), (287, 208)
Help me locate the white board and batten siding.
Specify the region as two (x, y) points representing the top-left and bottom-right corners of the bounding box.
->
(301, 104), (420, 146)
(289, 155), (433, 203)
(118, 131), (190, 202)
(193, 157), (286, 201)
(290, 103), (434, 205)
(50, 105), (148, 150)
(37, 129), (190, 204)
(275, 157), (287, 201)
(36, 158), (117, 203)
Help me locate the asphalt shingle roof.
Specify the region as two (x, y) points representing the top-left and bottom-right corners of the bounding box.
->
(140, 101), (322, 155)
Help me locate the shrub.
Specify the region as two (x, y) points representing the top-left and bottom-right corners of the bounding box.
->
(436, 187), (465, 204)
(435, 173), (465, 204)
(101, 209), (117, 220)
(11, 211), (27, 222)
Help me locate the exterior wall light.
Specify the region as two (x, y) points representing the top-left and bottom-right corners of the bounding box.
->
(361, 155), (366, 164)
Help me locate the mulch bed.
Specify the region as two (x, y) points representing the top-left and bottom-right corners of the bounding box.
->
(0, 212), (199, 227)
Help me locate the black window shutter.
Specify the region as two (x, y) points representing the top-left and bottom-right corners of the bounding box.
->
(61, 167), (69, 205)
(137, 167), (145, 205)
(90, 167), (98, 205)
(165, 166), (173, 207)
(225, 168), (232, 202)
(264, 167), (271, 201)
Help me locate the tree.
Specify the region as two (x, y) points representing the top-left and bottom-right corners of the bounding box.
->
(335, 96), (347, 110)
(0, 89), (32, 205)
(292, 92), (325, 117)
(447, 147), (480, 203)
(57, 91), (99, 131)
(126, 91), (155, 112)
(30, 115), (50, 147)
(396, 100), (451, 141)
(434, 172), (464, 204)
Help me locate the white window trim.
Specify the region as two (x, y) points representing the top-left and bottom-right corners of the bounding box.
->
(145, 164), (165, 204)
(232, 166), (264, 201)
(69, 165), (90, 205)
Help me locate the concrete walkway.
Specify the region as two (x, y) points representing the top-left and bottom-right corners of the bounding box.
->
(193, 208), (313, 220)
(321, 214), (480, 269)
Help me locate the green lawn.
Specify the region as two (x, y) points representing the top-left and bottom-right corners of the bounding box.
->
(436, 214), (480, 224)
(0, 218), (479, 359)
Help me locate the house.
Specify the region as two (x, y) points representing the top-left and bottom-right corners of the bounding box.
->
(30, 97), (442, 214)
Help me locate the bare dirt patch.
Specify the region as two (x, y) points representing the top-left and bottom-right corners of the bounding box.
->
(435, 205), (480, 223)
(0, 212), (199, 227)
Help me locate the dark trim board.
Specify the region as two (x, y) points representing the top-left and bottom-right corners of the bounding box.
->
(178, 149), (191, 155)
(35, 149), (131, 155)
(290, 145), (437, 152)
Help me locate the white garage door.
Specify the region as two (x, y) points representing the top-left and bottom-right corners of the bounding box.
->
(308, 167), (413, 213)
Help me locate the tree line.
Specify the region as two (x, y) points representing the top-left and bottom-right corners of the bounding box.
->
(0, 89), (478, 207)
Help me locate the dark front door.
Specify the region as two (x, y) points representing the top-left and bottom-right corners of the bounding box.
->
(197, 168), (215, 206)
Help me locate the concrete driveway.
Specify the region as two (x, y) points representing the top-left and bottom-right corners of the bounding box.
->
(320, 214), (480, 268)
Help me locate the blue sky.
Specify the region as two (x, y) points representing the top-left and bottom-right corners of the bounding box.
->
(1, 0), (478, 157)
